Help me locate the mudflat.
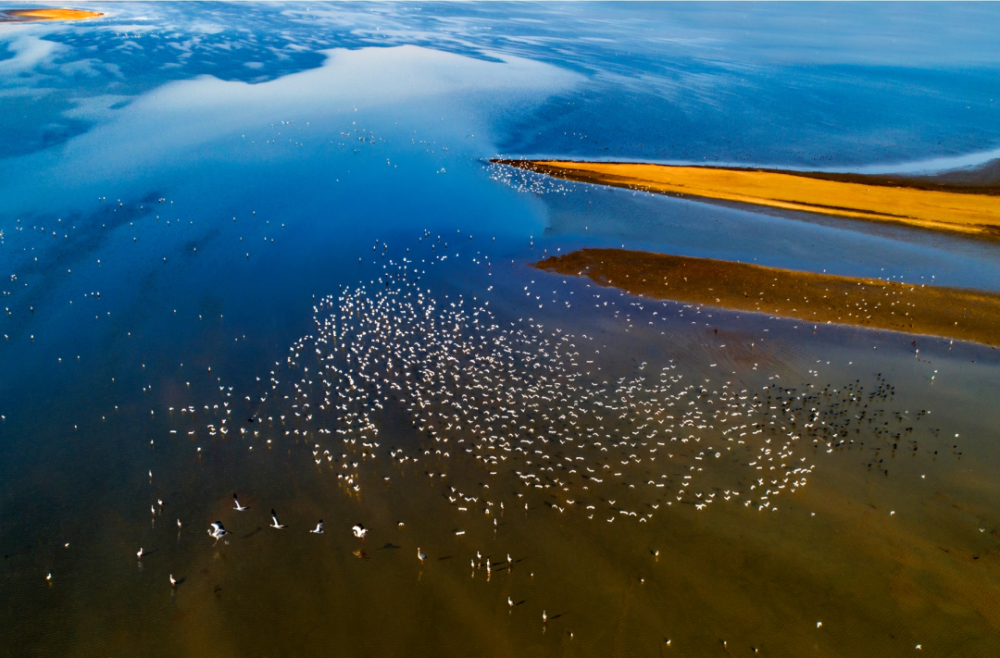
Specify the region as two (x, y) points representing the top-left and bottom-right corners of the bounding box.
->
(498, 159), (1000, 238)
(1, 9), (103, 22)
(535, 248), (1000, 347)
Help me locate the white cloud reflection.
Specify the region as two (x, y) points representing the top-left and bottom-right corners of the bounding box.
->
(0, 45), (581, 211)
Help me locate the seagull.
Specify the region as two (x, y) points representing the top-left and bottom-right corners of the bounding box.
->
(233, 494), (249, 511)
(310, 520), (324, 534)
(270, 510), (286, 529)
(208, 521), (229, 544)
(417, 547), (426, 564)
(352, 523), (367, 541)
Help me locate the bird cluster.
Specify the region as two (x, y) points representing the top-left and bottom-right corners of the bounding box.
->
(208, 245), (945, 523)
(487, 160), (573, 196)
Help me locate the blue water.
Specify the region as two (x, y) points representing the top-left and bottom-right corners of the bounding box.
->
(2, 3), (1000, 656)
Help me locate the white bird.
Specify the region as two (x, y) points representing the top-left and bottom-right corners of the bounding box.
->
(508, 596), (514, 611)
(177, 518), (183, 529)
(233, 493), (249, 511)
(417, 547), (426, 564)
(169, 574), (177, 588)
(352, 523), (367, 541)
(310, 520), (324, 534)
(542, 610), (547, 623)
(137, 547), (143, 559)
(270, 510), (286, 529)
(208, 521), (229, 544)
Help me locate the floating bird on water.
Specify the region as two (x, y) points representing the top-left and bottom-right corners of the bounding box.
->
(233, 494), (249, 511)
(208, 521), (229, 544)
(310, 520), (324, 534)
(270, 510), (286, 529)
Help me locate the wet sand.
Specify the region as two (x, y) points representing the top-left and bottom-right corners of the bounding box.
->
(535, 248), (1000, 347)
(0, 9), (102, 22)
(497, 159), (1000, 238)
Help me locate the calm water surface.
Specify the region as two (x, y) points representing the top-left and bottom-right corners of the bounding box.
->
(2, 3), (1000, 656)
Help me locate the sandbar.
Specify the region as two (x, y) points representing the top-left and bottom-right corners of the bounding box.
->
(498, 159), (1000, 238)
(535, 248), (1000, 347)
(1, 8), (102, 22)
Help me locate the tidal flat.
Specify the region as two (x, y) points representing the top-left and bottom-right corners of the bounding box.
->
(497, 160), (1000, 238)
(536, 248), (1000, 347)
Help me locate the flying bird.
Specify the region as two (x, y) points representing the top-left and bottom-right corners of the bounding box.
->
(208, 521), (229, 544)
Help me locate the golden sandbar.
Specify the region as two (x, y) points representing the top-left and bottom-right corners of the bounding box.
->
(1, 8), (102, 22)
(536, 248), (1000, 347)
(498, 159), (1000, 238)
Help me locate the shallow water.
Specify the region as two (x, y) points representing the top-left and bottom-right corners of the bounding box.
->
(2, 3), (1000, 657)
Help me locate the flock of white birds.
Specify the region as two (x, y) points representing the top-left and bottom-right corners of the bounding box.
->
(175, 237), (933, 528)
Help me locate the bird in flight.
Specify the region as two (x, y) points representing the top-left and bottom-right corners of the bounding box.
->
(233, 494), (249, 511)
(208, 522), (229, 545)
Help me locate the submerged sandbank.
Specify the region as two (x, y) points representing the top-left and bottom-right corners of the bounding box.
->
(1, 9), (102, 22)
(498, 159), (1000, 238)
(535, 248), (1000, 347)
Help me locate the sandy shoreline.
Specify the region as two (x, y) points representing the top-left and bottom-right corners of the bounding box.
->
(498, 159), (1000, 238)
(536, 248), (1000, 347)
(0, 9), (102, 22)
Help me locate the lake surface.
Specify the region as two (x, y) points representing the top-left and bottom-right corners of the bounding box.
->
(2, 3), (1000, 656)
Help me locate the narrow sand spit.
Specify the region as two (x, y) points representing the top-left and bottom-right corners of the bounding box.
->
(1, 8), (102, 22)
(536, 248), (1000, 347)
(498, 159), (1000, 238)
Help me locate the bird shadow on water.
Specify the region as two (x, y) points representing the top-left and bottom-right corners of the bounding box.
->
(242, 526), (263, 539)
